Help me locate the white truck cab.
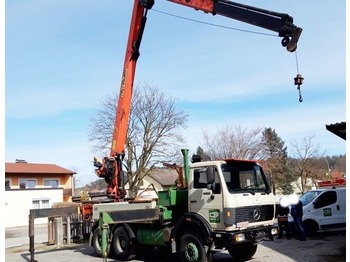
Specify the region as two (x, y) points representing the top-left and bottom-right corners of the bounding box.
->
(188, 159), (276, 232)
(297, 187), (346, 236)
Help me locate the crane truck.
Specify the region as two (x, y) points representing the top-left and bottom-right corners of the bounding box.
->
(89, 0), (303, 261)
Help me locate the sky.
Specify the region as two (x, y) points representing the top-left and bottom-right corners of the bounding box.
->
(4, 0), (347, 187)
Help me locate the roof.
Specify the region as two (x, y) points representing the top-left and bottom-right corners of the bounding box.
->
(5, 162), (76, 175)
(147, 169), (178, 186)
(331, 171), (344, 179)
(326, 122), (346, 140)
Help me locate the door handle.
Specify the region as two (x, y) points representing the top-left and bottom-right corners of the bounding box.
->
(191, 200), (197, 203)
(337, 205), (340, 211)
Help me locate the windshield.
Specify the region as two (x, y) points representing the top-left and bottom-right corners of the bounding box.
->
(221, 163), (269, 194)
(299, 190), (322, 206)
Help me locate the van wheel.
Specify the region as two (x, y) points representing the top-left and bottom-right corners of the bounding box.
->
(179, 232), (210, 262)
(303, 220), (318, 237)
(112, 226), (137, 261)
(228, 243), (257, 261)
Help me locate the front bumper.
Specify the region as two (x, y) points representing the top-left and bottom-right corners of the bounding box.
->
(212, 225), (278, 248)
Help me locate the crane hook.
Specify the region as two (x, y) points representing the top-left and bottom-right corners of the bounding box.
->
(294, 74), (304, 103)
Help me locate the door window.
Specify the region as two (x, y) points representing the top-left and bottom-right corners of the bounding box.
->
(314, 191), (337, 208)
(193, 166), (221, 194)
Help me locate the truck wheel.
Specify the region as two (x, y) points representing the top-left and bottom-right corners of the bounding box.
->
(92, 227), (110, 257)
(179, 232), (208, 262)
(228, 243), (257, 261)
(112, 226), (137, 261)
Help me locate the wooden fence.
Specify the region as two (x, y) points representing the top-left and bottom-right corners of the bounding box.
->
(48, 214), (93, 245)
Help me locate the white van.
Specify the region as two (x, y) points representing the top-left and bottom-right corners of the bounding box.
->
(297, 187), (346, 236)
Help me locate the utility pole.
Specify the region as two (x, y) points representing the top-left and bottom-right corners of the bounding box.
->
(324, 158), (331, 180)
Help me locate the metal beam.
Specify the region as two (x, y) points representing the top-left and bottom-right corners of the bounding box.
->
(29, 207), (79, 262)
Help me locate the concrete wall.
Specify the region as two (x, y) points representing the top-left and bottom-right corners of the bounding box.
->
(5, 188), (63, 228)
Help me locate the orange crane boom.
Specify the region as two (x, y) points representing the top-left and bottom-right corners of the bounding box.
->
(94, 0), (302, 201)
(94, 1), (154, 200)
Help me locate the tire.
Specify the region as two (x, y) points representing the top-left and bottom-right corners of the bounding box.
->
(112, 226), (137, 261)
(303, 220), (318, 237)
(228, 243), (257, 261)
(178, 232), (210, 262)
(92, 227), (111, 257)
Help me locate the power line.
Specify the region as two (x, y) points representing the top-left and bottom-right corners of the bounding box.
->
(151, 9), (278, 37)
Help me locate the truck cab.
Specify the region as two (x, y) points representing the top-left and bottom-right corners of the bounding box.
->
(189, 159), (275, 232)
(162, 158), (278, 261)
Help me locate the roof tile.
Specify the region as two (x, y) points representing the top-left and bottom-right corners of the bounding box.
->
(148, 169), (178, 186)
(5, 162), (76, 174)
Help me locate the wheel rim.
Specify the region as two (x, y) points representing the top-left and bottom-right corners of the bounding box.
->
(117, 235), (127, 252)
(185, 242), (199, 261)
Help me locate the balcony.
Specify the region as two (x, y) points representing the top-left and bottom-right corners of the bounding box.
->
(63, 188), (73, 196)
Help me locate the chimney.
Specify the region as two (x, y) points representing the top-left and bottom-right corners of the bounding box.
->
(15, 159), (27, 163)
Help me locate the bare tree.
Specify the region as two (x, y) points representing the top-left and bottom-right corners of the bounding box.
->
(290, 134), (324, 193)
(89, 82), (188, 196)
(89, 95), (118, 154)
(333, 155), (346, 173)
(202, 125), (264, 160)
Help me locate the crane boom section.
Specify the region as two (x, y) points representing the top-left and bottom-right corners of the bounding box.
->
(111, 2), (148, 158)
(167, 0), (301, 51)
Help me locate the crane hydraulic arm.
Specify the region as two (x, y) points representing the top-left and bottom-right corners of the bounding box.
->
(168, 0), (302, 52)
(94, 0), (302, 201)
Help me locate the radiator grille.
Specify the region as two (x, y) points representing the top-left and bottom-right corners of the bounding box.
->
(235, 205), (274, 223)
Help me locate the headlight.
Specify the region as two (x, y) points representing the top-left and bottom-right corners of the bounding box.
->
(234, 233), (246, 242)
(271, 227), (278, 236)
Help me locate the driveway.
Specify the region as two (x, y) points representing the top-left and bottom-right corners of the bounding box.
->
(5, 225), (345, 262)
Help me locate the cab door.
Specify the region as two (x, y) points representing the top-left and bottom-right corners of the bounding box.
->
(189, 166), (224, 230)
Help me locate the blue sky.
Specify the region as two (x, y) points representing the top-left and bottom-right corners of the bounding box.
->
(5, 1), (346, 187)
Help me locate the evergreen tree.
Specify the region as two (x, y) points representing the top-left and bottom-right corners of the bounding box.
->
(261, 128), (293, 194)
(196, 146), (205, 157)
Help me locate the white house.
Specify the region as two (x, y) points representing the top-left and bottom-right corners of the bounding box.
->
(5, 162), (76, 227)
(129, 168), (179, 199)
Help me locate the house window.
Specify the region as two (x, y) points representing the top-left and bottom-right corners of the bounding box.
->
(19, 179), (37, 189)
(32, 199), (50, 209)
(43, 179), (59, 188)
(5, 179), (11, 189)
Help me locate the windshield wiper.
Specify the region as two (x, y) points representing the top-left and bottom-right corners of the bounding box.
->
(243, 185), (255, 195)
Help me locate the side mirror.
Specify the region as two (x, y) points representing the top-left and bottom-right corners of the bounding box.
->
(264, 172), (272, 194)
(206, 166), (215, 190)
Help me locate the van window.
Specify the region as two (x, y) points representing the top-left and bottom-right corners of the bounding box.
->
(300, 190), (322, 206)
(314, 191), (337, 208)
